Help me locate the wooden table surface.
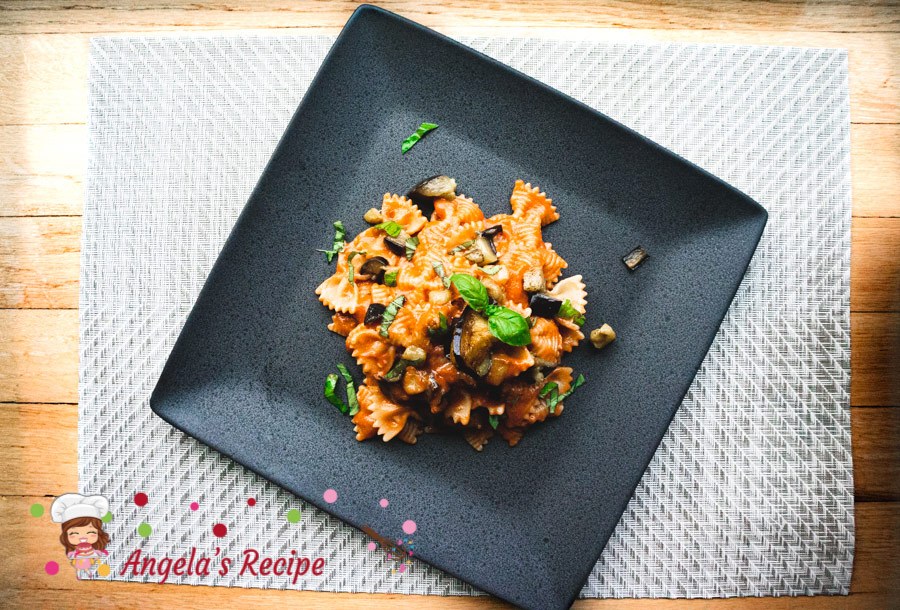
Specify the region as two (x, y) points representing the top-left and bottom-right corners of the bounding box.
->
(1, 1), (898, 608)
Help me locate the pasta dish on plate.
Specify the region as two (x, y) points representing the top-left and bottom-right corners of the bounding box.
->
(317, 177), (589, 450)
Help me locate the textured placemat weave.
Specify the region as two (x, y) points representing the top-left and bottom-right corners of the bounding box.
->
(80, 34), (853, 597)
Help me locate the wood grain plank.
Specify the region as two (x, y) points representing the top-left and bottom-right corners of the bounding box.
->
(852, 218), (900, 312)
(0, 403), (78, 498)
(0, 124), (85, 216)
(852, 407), (900, 501)
(0, 215), (81, 308)
(0, 31), (897, 126)
(2, 402), (896, 500)
(1, 310), (896, 406)
(0, 35), (89, 125)
(1, 494), (894, 603)
(0, 309), (78, 403)
(851, 312), (900, 406)
(1, 0), (899, 34)
(852, 125), (900, 218)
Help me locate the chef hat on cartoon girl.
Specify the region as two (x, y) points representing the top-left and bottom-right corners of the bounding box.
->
(50, 493), (109, 523)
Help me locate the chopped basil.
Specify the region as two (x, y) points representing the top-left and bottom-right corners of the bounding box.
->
(540, 374), (586, 413)
(376, 221), (403, 237)
(318, 220), (346, 262)
(324, 373), (349, 414)
(347, 251), (366, 284)
(488, 414), (500, 430)
(448, 239), (474, 255)
(336, 363), (360, 416)
(380, 295), (406, 337)
(405, 236), (419, 260)
(401, 122), (438, 154)
(562, 374), (586, 401)
(539, 381), (560, 413)
(558, 299), (586, 326)
(383, 358), (410, 382)
(383, 270), (398, 286)
(432, 261), (452, 288)
(428, 312), (450, 338)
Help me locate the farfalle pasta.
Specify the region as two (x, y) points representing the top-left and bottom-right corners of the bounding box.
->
(316, 178), (587, 450)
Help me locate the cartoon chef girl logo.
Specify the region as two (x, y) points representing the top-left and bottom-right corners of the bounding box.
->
(51, 493), (112, 579)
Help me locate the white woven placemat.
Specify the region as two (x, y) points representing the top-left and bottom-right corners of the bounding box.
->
(80, 33), (853, 598)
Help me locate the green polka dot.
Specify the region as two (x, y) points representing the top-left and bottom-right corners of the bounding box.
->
(137, 522), (152, 538)
(101, 511), (113, 523)
(286, 508), (301, 524)
(29, 503), (44, 517)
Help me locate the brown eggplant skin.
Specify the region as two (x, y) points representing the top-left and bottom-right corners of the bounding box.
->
(480, 225), (503, 240)
(359, 256), (389, 282)
(364, 303), (387, 325)
(384, 235), (408, 256)
(406, 175), (457, 208)
(450, 308), (494, 378)
(529, 293), (563, 318)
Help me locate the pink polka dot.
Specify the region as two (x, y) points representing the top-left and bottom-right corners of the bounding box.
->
(247, 498), (256, 507)
(408, 551), (414, 556)
(44, 561), (59, 576)
(379, 498), (389, 508)
(134, 492), (148, 507)
(399, 564), (407, 573)
(212, 523), (227, 538)
(323, 489), (338, 503)
(397, 539), (403, 545)
(402, 520), (417, 535)
(367, 542), (376, 551)
(189, 502), (199, 511)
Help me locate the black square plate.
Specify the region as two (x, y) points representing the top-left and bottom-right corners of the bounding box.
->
(151, 6), (766, 609)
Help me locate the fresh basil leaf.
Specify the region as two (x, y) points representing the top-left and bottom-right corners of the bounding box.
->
(405, 236), (419, 260)
(488, 414), (500, 430)
(380, 295), (406, 337)
(376, 221), (403, 237)
(449, 273), (489, 312)
(487, 306), (531, 346)
(558, 299), (586, 326)
(336, 364), (359, 416)
(324, 373), (349, 414)
(401, 122), (438, 154)
(383, 270), (398, 286)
